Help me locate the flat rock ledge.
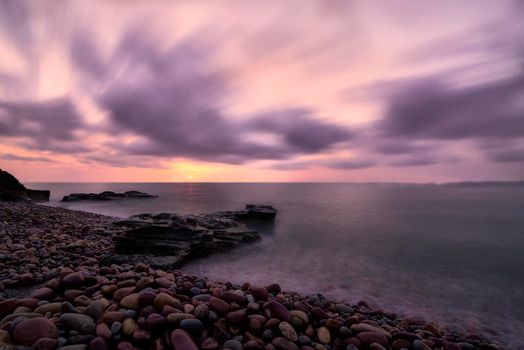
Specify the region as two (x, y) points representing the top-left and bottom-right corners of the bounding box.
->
(102, 204), (277, 268)
(61, 191), (158, 202)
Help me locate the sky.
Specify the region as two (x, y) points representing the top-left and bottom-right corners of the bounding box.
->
(0, 0), (523, 182)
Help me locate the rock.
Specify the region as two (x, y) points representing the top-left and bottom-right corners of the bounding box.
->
(209, 297), (230, 315)
(33, 337), (59, 350)
(88, 337), (107, 350)
(61, 191), (158, 202)
(26, 189), (51, 202)
(201, 337), (220, 350)
(351, 323), (391, 338)
(268, 301), (291, 322)
(356, 332), (389, 347)
(0, 299), (17, 317)
(154, 293), (179, 310)
(96, 323), (112, 339)
(370, 343), (386, 350)
(170, 329), (198, 350)
(59, 313), (95, 331)
(226, 309), (247, 325)
(242, 204), (277, 220)
(194, 304), (209, 319)
(180, 319), (204, 335)
(13, 317), (58, 345)
(62, 273), (85, 288)
(31, 287), (56, 300)
(120, 293), (139, 309)
(272, 337), (299, 350)
(122, 318), (139, 336)
(248, 286), (269, 301)
(279, 322), (298, 341)
(224, 339), (244, 350)
(317, 326), (330, 344)
(105, 205), (276, 268)
(84, 300), (106, 320)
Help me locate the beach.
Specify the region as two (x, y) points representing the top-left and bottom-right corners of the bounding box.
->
(0, 200), (503, 350)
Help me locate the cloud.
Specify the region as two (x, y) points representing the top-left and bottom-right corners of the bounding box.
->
(0, 153), (55, 163)
(324, 158), (376, 170)
(71, 29), (352, 165)
(0, 97), (90, 153)
(380, 75), (524, 141)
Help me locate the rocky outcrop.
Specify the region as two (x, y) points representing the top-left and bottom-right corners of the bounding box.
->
(104, 205), (277, 268)
(61, 190), (158, 202)
(26, 189), (51, 202)
(0, 169), (50, 202)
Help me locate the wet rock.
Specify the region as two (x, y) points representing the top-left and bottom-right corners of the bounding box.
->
(170, 329), (198, 350)
(13, 317), (58, 345)
(272, 337), (299, 350)
(279, 322), (298, 341)
(268, 301), (291, 322)
(61, 191), (157, 202)
(59, 313), (95, 331)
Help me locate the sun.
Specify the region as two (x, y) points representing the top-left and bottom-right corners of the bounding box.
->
(188, 175), (193, 180)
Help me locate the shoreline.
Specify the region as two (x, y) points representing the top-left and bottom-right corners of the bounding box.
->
(0, 201), (502, 349)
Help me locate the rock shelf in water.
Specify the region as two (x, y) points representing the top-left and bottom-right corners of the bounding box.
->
(61, 191), (159, 202)
(104, 204), (277, 268)
(0, 200), (502, 350)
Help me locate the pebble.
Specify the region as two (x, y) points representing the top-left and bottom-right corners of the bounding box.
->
(224, 339), (244, 350)
(317, 326), (331, 344)
(170, 329), (198, 350)
(13, 317), (58, 345)
(279, 322), (298, 341)
(180, 319), (204, 335)
(268, 301), (291, 322)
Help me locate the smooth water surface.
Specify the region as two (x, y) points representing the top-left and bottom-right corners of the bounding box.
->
(29, 182), (524, 347)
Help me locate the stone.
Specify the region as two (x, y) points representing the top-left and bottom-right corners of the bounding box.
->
(317, 327), (331, 344)
(120, 293), (139, 309)
(62, 273), (85, 288)
(88, 337), (107, 350)
(194, 304), (209, 319)
(248, 286), (269, 301)
(226, 309), (247, 325)
(13, 317), (58, 346)
(96, 323), (112, 339)
(351, 323), (391, 338)
(272, 337), (299, 350)
(84, 300), (106, 320)
(35, 302), (62, 314)
(279, 322), (298, 342)
(356, 332), (389, 348)
(267, 301), (291, 322)
(209, 297), (229, 315)
(154, 293), (179, 310)
(180, 319), (204, 335)
(201, 337), (220, 350)
(224, 339), (244, 350)
(59, 313), (95, 331)
(31, 287), (56, 300)
(170, 329), (198, 350)
(33, 337), (59, 350)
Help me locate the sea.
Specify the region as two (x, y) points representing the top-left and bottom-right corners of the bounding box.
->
(28, 182), (524, 347)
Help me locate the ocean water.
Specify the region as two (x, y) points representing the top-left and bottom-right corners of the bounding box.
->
(29, 182), (524, 347)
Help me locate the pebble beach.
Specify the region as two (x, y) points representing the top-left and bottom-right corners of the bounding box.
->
(0, 201), (502, 350)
